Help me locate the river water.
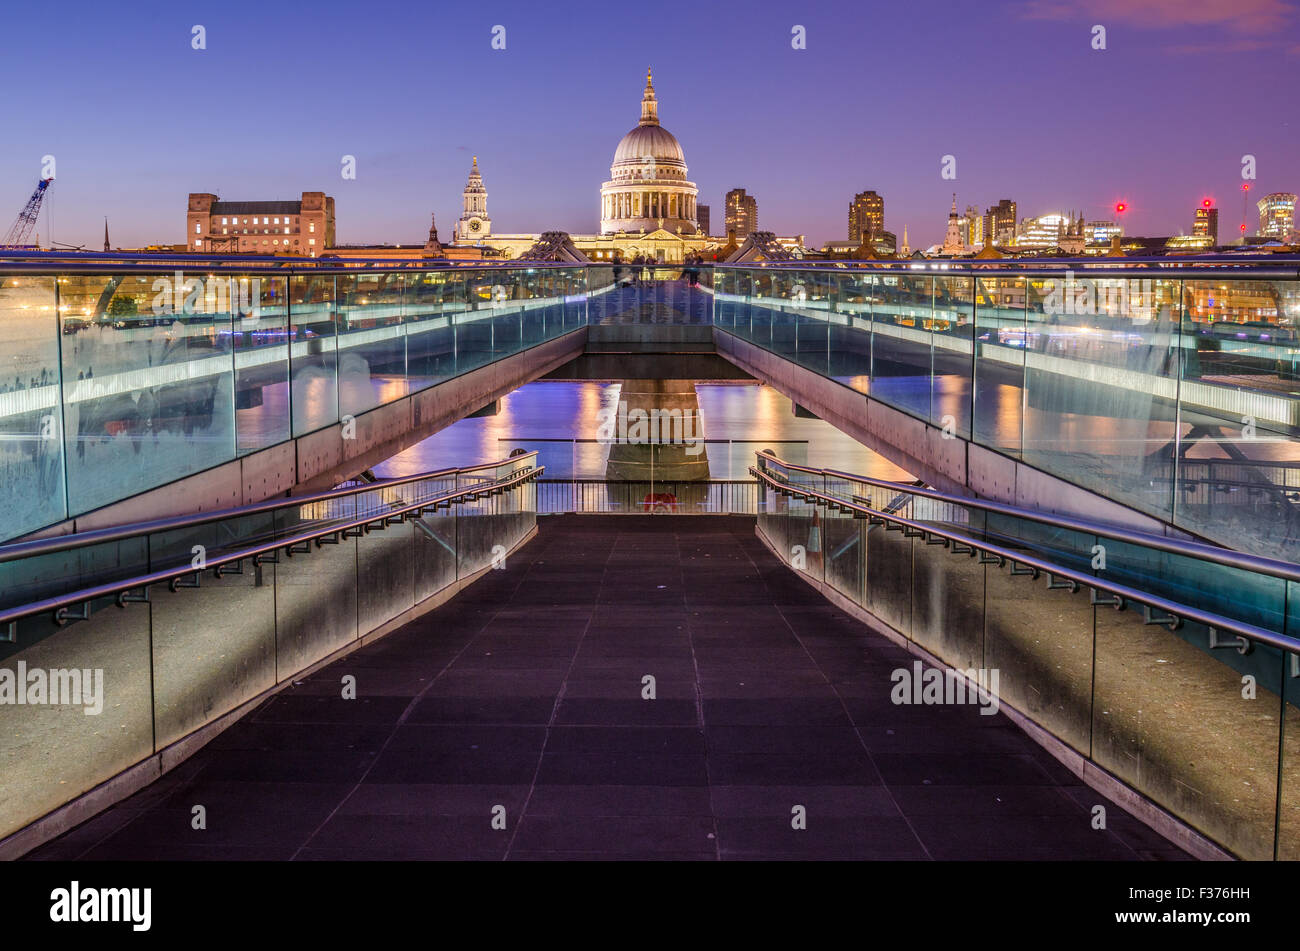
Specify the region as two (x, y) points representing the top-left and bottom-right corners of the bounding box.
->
(372, 380), (914, 482)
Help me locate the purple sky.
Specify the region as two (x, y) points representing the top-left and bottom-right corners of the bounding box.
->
(1, 0), (1296, 250)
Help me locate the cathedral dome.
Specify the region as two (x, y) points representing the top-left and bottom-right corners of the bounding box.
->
(599, 69), (699, 236)
(613, 124), (686, 168)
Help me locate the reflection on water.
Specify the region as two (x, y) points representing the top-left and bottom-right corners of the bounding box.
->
(372, 380), (915, 482)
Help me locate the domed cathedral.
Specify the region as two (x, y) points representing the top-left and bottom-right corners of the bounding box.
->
(600, 69), (700, 236)
(447, 70), (805, 264)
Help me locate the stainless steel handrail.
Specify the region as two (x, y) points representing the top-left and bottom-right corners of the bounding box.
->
(755, 451), (1300, 584)
(0, 255), (594, 274)
(0, 452), (538, 564)
(0, 463), (543, 629)
(750, 464), (1297, 655)
(718, 257), (1300, 277)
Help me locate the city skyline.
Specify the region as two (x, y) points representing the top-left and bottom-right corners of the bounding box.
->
(1, 0), (1297, 250)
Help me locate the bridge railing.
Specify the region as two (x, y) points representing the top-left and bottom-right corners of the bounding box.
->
(715, 259), (1300, 561)
(536, 478), (760, 514)
(754, 448), (1300, 861)
(0, 260), (588, 544)
(0, 452), (540, 853)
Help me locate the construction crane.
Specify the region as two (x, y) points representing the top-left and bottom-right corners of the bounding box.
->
(1, 178), (54, 250)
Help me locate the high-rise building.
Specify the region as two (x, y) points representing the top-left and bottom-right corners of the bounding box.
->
(1193, 201), (1219, 244)
(697, 204), (711, 236)
(455, 156), (493, 243)
(1257, 193), (1296, 240)
(187, 192), (335, 255)
(847, 190), (884, 243)
(961, 204), (983, 247)
(983, 199), (1016, 247)
(725, 188), (758, 240)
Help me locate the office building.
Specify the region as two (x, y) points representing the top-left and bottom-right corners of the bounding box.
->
(848, 190), (884, 243)
(186, 192), (335, 255)
(725, 188), (758, 241)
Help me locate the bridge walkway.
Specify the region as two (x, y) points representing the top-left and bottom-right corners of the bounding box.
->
(28, 516), (1181, 861)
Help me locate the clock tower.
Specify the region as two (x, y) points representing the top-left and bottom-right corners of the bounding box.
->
(455, 156), (491, 243)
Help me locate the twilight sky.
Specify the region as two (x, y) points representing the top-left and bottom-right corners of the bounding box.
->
(1, 0), (1296, 250)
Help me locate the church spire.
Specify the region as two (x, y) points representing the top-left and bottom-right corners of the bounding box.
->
(640, 67), (659, 125)
(425, 212), (441, 254)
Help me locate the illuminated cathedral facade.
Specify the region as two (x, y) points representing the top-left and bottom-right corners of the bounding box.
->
(442, 71), (803, 264)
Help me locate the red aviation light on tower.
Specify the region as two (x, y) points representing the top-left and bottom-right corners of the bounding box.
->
(1203, 198), (1214, 209)
(1115, 202), (1128, 215)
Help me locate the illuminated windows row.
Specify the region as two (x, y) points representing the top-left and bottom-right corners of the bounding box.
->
(218, 216), (300, 226)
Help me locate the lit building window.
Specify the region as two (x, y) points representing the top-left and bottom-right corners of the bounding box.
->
(273, 217), (280, 225)
(309, 238), (316, 246)
(309, 223), (315, 233)
(221, 217), (228, 225)
(195, 223), (201, 234)
(284, 228), (290, 234)
(222, 228), (228, 234)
